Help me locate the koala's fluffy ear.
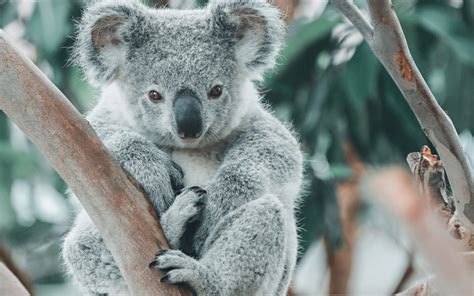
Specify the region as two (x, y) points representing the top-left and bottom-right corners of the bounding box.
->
(209, 0), (285, 80)
(74, 0), (146, 86)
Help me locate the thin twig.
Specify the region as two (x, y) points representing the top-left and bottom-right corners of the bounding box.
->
(331, 0), (374, 41)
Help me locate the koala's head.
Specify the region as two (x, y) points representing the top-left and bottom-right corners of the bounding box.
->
(75, 0), (284, 148)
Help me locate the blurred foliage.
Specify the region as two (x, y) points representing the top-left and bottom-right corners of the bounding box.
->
(264, 0), (474, 254)
(0, 0), (473, 292)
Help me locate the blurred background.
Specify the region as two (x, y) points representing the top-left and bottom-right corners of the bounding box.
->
(0, 0), (473, 295)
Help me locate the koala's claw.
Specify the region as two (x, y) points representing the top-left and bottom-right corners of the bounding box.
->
(176, 185), (207, 197)
(149, 250), (204, 289)
(155, 249), (168, 257)
(189, 186), (207, 196)
(160, 273), (171, 283)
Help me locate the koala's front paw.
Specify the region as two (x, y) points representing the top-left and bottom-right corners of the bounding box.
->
(149, 249), (208, 294)
(174, 186), (207, 222)
(160, 186), (206, 251)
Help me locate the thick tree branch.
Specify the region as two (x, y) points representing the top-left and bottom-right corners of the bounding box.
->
(0, 31), (190, 296)
(332, 0), (474, 230)
(0, 244), (33, 294)
(0, 263), (29, 296)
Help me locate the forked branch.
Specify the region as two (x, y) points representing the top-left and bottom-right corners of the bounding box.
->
(331, 0), (474, 230)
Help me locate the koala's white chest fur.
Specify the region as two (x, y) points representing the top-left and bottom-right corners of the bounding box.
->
(171, 148), (222, 186)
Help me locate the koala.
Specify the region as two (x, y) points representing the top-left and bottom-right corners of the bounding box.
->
(61, 0), (303, 295)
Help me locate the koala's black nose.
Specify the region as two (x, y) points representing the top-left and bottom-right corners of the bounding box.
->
(173, 90), (203, 139)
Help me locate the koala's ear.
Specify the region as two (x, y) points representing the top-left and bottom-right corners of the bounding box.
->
(74, 0), (146, 86)
(209, 0), (285, 80)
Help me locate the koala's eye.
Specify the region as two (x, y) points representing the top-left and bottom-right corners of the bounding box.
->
(148, 90), (163, 102)
(208, 85), (223, 99)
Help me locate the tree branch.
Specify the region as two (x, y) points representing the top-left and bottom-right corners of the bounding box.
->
(331, 0), (374, 41)
(0, 263), (29, 296)
(332, 0), (474, 230)
(0, 244), (33, 295)
(0, 31), (190, 296)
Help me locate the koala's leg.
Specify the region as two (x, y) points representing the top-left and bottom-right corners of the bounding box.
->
(62, 210), (129, 296)
(151, 195), (288, 296)
(276, 213), (298, 295)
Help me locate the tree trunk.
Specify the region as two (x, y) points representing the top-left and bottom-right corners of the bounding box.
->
(0, 31), (190, 296)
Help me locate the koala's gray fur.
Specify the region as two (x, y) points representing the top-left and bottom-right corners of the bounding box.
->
(62, 0), (303, 295)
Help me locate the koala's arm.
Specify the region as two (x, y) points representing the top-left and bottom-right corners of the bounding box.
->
(206, 114), (303, 218)
(62, 109), (189, 295)
(87, 109), (184, 214)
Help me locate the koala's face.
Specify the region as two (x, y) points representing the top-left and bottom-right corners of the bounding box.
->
(123, 13), (240, 147)
(76, 0), (284, 148)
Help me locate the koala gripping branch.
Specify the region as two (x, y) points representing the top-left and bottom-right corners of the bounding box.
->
(0, 31), (190, 296)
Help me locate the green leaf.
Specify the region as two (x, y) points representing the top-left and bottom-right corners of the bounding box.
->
(25, 1), (73, 56)
(0, 1), (17, 27)
(275, 15), (339, 75)
(343, 42), (380, 106)
(416, 6), (474, 65)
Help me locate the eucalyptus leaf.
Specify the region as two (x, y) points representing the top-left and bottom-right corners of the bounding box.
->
(416, 6), (474, 65)
(25, 1), (73, 56)
(343, 42), (380, 106)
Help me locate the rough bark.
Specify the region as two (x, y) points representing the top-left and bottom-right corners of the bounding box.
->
(331, 0), (474, 230)
(0, 263), (29, 296)
(0, 31), (190, 296)
(407, 146), (473, 249)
